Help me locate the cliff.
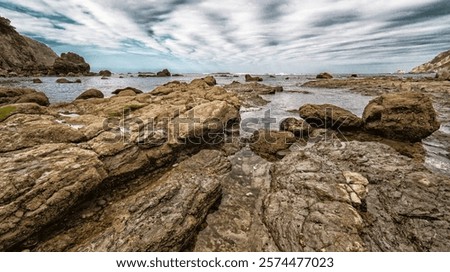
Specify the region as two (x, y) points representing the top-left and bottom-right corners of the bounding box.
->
(0, 16), (58, 76)
(0, 16), (90, 76)
(411, 49), (450, 73)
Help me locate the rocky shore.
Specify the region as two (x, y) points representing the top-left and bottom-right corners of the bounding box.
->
(1, 74), (450, 252)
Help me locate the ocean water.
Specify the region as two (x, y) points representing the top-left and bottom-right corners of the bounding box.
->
(1, 73), (448, 176)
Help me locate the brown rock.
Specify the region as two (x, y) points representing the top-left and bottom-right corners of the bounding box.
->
(362, 91), (440, 142)
(52, 52), (90, 75)
(279, 117), (312, 137)
(156, 69), (171, 77)
(249, 129), (296, 161)
(76, 89), (104, 100)
(32, 78), (42, 83)
(203, 75), (217, 86)
(112, 87), (143, 95)
(299, 104), (363, 130)
(245, 74), (263, 82)
(98, 70), (112, 77)
(0, 87), (49, 106)
(316, 72), (333, 79)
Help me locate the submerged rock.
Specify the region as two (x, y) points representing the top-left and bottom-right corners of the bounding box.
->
(362, 92), (440, 142)
(279, 117), (312, 137)
(55, 78), (81, 84)
(249, 129), (296, 161)
(299, 103), (363, 130)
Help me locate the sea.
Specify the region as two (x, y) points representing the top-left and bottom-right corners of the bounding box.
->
(1, 73), (448, 176)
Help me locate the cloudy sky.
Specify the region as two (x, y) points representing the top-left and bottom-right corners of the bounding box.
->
(1, 0), (449, 73)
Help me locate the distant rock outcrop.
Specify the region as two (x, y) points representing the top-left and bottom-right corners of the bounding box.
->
(411, 49), (450, 73)
(0, 16), (58, 76)
(245, 74), (263, 82)
(52, 52), (90, 76)
(156, 69), (171, 77)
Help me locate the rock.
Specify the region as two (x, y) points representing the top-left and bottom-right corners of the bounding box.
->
(101, 76), (108, 80)
(245, 74), (263, 82)
(8, 72), (18, 77)
(74, 79), (81, 83)
(98, 70), (112, 77)
(249, 129), (296, 161)
(0, 16), (58, 75)
(362, 92), (440, 142)
(203, 75), (216, 86)
(56, 78), (71, 83)
(223, 81), (283, 107)
(0, 144), (107, 250)
(156, 69), (171, 77)
(32, 78), (42, 83)
(112, 87), (143, 95)
(0, 87), (49, 107)
(76, 89), (104, 100)
(33, 150), (226, 251)
(411, 49), (450, 73)
(316, 72), (333, 79)
(435, 69), (450, 80)
(351, 74), (358, 78)
(52, 52), (90, 75)
(67, 72), (76, 77)
(116, 89), (136, 96)
(279, 117), (312, 137)
(263, 139), (450, 251)
(299, 104), (363, 130)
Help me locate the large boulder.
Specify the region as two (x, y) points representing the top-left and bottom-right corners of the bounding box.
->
(52, 52), (90, 75)
(299, 104), (363, 130)
(0, 87), (49, 106)
(279, 117), (312, 137)
(249, 129), (296, 161)
(435, 69), (450, 80)
(362, 92), (441, 142)
(76, 89), (104, 100)
(245, 74), (263, 82)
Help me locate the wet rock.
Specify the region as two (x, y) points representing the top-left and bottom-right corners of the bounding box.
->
(156, 69), (171, 77)
(316, 72), (333, 79)
(0, 87), (49, 106)
(76, 89), (104, 100)
(299, 104), (363, 130)
(32, 78), (42, 83)
(249, 129), (296, 161)
(52, 52), (90, 75)
(279, 117), (312, 137)
(56, 78), (80, 84)
(362, 92), (440, 142)
(245, 74), (263, 82)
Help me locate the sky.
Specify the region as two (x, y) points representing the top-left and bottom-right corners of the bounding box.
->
(1, 0), (449, 74)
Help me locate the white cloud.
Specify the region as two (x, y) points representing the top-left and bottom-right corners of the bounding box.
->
(1, 0), (449, 73)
